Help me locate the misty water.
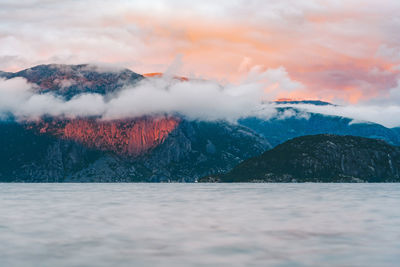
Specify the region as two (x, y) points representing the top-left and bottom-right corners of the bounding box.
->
(0, 184), (399, 267)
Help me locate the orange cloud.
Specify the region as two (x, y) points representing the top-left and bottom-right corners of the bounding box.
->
(115, 9), (400, 104)
(1, 1), (400, 104)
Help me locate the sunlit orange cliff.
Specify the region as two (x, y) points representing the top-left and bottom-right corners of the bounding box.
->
(28, 117), (180, 157)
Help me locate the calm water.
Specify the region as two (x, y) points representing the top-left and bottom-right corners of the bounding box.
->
(0, 184), (399, 267)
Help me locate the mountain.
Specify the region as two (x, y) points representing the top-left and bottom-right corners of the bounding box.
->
(392, 127), (400, 136)
(0, 121), (102, 182)
(7, 64), (143, 99)
(201, 134), (400, 183)
(132, 120), (270, 182)
(1, 64), (400, 182)
(239, 107), (400, 147)
(0, 119), (269, 182)
(0, 71), (11, 78)
(0, 64), (271, 182)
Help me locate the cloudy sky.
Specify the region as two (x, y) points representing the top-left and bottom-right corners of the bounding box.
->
(1, 0), (400, 105)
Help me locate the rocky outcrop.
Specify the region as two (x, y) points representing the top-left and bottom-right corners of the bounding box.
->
(28, 117), (179, 157)
(203, 134), (400, 183)
(62, 118), (179, 156)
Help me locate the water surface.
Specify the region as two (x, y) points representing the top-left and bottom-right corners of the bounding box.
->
(0, 183), (399, 266)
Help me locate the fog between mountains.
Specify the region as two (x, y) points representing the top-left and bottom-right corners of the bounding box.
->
(0, 67), (296, 121)
(1, 67), (400, 127)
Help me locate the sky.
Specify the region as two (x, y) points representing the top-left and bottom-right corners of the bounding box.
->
(1, 0), (400, 126)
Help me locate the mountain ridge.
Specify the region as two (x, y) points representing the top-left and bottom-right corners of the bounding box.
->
(1, 64), (400, 182)
(201, 134), (400, 183)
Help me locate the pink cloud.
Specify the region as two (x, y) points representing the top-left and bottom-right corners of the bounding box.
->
(1, 0), (400, 103)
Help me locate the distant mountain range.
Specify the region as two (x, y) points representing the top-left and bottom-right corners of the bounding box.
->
(200, 134), (400, 183)
(1, 64), (400, 182)
(239, 110), (400, 147)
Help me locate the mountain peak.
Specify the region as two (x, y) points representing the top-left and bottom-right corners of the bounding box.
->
(5, 64), (143, 98)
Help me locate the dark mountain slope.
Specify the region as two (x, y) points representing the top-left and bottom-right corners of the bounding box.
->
(0, 121), (104, 182)
(0, 120), (269, 182)
(0, 71), (11, 78)
(202, 134), (400, 183)
(240, 108), (400, 147)
(133, 120), (271, 182)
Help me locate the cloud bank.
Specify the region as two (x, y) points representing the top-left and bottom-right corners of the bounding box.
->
(276, 79), (400, 128)
(0, 66), (302, 122)
(2, 54), (400, 128)
(2, 68), (400, 127)
(277, 103), (400, 128)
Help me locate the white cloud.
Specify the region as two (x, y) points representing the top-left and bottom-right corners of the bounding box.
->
(2, 69), (400, 128)
(0, 77), (107, 120)
(276, 103), (400, 128)
(377, 44), (400, 62)
(0, 66), (302, 122)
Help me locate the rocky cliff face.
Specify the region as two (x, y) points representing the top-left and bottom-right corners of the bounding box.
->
(206, 134), (400, 183)
(28, 117), (179, 157)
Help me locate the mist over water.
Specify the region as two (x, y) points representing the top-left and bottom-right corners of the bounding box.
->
(0, 183), (399, 267)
